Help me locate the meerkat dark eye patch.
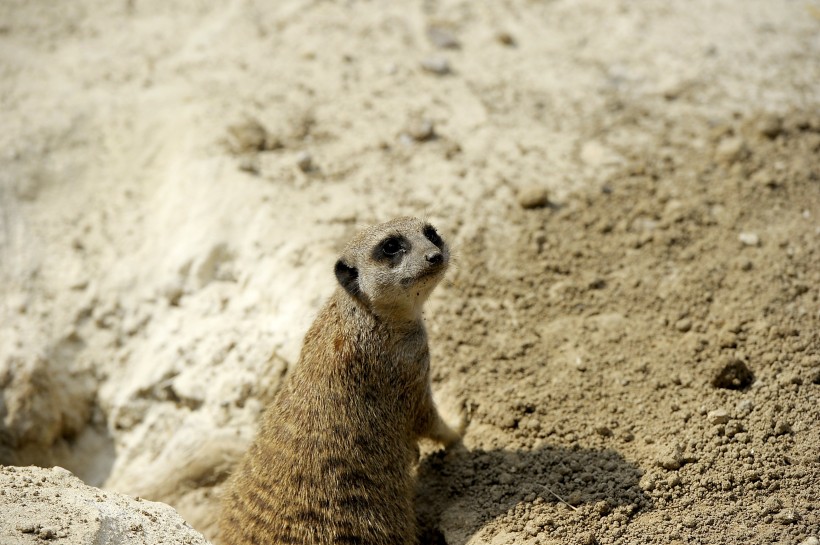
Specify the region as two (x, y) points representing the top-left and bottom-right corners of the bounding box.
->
(423, 225), (443, 249)
(383, 237), (403, 256)
(374, 236), (409, 262)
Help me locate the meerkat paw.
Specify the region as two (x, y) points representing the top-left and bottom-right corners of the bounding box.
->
(451, 406), (468, 437)
(434, 404), (468, 449)
(428, 384), (469, 449)
(436, 420), (463, 449)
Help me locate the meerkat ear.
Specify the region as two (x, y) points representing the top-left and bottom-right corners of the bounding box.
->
(334, 259), (360, 298)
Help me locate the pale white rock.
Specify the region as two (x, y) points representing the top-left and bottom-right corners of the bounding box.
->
(0, 466), (210, 545)
(420, 57), (451, 75)
(580, 140), (624, 167)
(296, 151), (313, 172)
(707, 408), (731, 425)
(716, 137), (746, 163)
(738, 232), (761, 247)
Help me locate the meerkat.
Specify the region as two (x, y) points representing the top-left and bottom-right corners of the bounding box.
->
(220, 216), (463, 545)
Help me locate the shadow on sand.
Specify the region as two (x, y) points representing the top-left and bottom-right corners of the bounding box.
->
(415, 444), (651, 544)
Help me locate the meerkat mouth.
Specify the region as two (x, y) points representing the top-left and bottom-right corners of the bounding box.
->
(402, 265), (446, 287)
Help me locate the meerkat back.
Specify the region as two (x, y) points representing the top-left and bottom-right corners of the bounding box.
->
(220, 217), (462, 545)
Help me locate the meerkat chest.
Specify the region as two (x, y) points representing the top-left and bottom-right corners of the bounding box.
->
(385, 329), (429, 372)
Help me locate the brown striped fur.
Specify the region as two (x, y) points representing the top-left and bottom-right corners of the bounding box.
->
(220, 217), (462, 545)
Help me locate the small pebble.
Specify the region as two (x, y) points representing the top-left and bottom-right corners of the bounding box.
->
(496, 31), (516, 46)
(715, 137), (746, 164)
(735, 399), (754, 415)
(426, 25), (460, 49)
(420, 57), (451, 75)
(594, 425), (613, 437)
(404, 119), (436, 142)
(161, 278), (184, 306)
(296, 151), (313, 172)
(8, 293), (28, 313)
(51, 467), (73, 478)
(773, 420), (792, 436)
(238, 155), (260, 174)
(757, 114), (783, 139)
(517, 185), (550, 209)
(798, 537), (819, 545)
(594, 500), (612, 516)
(521, 417), (541, 432)
(226, 118), (270, 153)
(762, 497), (782, 514)
(657, 444), (685, 470)
(738, 232), (760, 246)
(718, 330), (737, 348)
(39, 526), (58, 540)
(498, 414), (517, 429)
(674, 318), (692, 332)
(707, 409), (730, 425)
(774, 508), (800, 525)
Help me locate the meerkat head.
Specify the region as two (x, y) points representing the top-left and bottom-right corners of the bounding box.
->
(334, 217), (449, 321)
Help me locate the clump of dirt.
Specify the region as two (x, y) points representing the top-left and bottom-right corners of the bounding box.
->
(711, 358), (755, 391)
(418, 110), (820, 544)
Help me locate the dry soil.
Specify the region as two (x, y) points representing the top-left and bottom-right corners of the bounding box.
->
(1, 1), (818, 545)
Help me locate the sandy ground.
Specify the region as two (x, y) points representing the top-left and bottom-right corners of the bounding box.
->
(1, 1), (819, 544)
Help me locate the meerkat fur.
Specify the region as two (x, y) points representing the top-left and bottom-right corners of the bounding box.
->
(220, 216), (463, 545)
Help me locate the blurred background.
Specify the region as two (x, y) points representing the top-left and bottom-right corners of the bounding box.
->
(1, 1), (819, 544)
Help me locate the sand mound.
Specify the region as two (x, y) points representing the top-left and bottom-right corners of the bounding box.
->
(0, 465), (209, 544)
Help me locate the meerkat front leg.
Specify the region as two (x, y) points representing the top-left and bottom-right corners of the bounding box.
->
(416, 385), (466, 449)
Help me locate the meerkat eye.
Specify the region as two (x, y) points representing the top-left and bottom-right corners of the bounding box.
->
(423, 225), (443, 248)
(382, 237), (403, 256)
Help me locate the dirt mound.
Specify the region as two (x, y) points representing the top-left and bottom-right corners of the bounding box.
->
(418, 110), (819, 544)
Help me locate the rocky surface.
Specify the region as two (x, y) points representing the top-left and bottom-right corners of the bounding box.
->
(0, 466), (209, 545)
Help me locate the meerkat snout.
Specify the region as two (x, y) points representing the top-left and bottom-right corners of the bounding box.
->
(425, 251), (443, 264)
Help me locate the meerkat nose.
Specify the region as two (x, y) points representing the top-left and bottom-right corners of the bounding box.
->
(425, 252), (443, 265)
